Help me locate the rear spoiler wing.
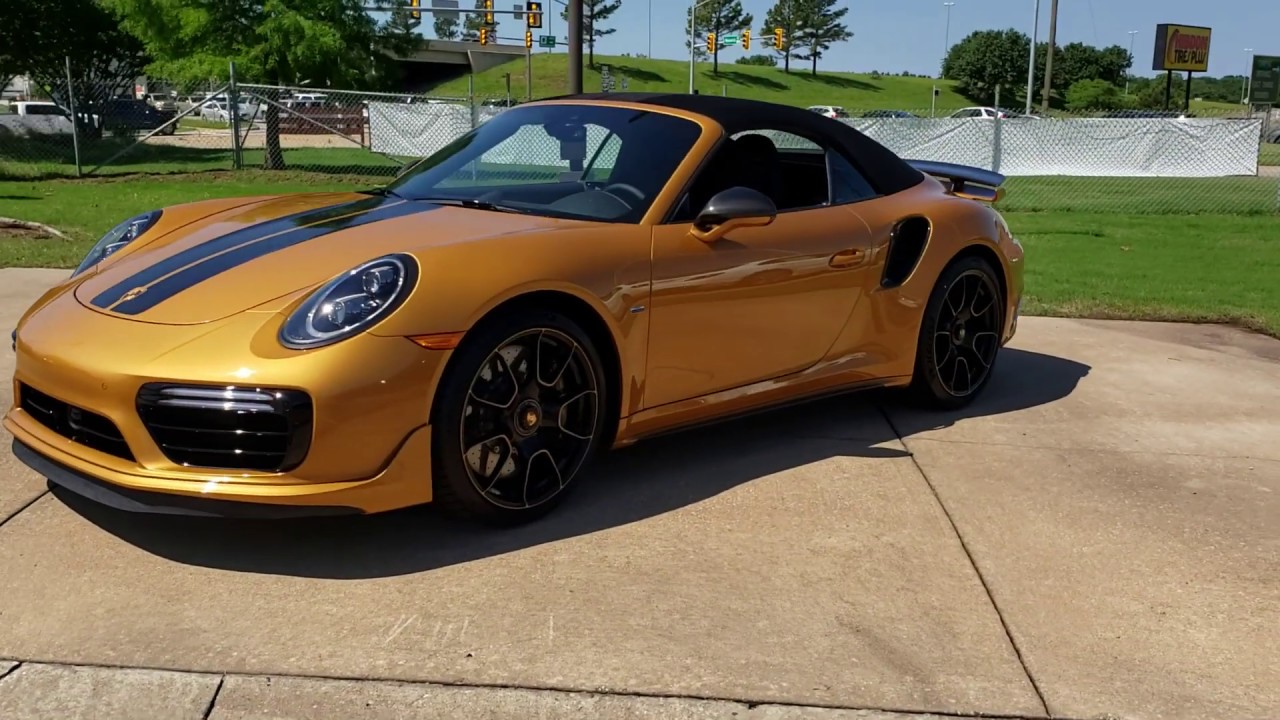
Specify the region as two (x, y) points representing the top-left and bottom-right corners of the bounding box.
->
(907, 160), (1006, 203)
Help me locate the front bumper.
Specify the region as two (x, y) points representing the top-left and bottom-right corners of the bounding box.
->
(5, 290), (447, 516)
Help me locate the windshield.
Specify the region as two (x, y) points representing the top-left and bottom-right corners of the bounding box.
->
(384, 103), (704, 223)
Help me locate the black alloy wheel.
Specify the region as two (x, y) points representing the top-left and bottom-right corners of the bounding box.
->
(909, 256), (1004, 409)
(432, 311), (607, 525)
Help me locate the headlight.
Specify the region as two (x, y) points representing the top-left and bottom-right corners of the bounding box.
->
(72, 210), (163, 277)
(280, 254), (418, 349)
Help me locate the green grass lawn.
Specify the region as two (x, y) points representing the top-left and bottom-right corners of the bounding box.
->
(426, 53), (972, 111)
(0, 136), (405, 180)
(1261, 143), (1280, 167)
(178, 117), (233, 130)
(2, 174), (1277, 335)
(1014, 212), (1280, 336)
(998, 175), (1278, 216)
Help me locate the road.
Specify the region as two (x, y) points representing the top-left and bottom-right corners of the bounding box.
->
(0, 268), (1276, 720)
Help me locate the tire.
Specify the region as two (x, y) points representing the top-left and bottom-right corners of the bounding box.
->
(430, 310), (609, 526)
(908, 255), (1005, 410)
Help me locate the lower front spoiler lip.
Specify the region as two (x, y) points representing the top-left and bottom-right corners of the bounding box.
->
(11, 439), (360, 520)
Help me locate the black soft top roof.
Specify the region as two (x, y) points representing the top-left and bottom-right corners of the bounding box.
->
(538, 92), (925, 196)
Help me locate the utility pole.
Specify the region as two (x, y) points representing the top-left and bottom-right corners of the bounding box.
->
(1125, 30), (1138, 95)
(567, 0), (583, 93)
(1040, 0), (1057, 113)
(1025, 0), (1039, 114)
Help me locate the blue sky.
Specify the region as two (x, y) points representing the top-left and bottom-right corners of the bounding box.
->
(474, 0), (1273, 78)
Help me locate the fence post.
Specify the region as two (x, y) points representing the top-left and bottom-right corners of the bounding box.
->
(468, 75), (477, 129)
(525, 47), (532, 102)
(228, 61), (243, 170)
(991, 84), (1003, 173)
(64, 56), (82, 178)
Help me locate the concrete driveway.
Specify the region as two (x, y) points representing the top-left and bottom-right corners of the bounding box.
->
(0, 267), (1276, 720)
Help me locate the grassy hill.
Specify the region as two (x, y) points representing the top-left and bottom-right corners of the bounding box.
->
(423, 52), (975, 112)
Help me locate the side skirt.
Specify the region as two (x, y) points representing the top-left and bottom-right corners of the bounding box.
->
(611, 373), (912, 449)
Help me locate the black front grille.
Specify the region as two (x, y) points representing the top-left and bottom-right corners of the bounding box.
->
(136, 384), (313, 473)
(19, 383), (134, 461)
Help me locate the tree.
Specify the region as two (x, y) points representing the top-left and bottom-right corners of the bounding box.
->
(434, 15), (461, 40)
(692, 0), (753, 74)
(5, 0), (149, 136)
(790, 0), (851, 76)
(104, 0), (415, 169)
(760, 0), (803, 73)
(463, 0), (498, 41)
(560, 0), (622, 67)
(1065, 79), (1122, 111)
(942, 29), (1031, 106)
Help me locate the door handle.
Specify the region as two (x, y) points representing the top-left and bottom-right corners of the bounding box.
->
(829, 248), (866, 269)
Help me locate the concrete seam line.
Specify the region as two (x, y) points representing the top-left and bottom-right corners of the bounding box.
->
(200, 675), (225, 720)
(0, 662), (21, 683)
(0, 658), (1083, 720)
(904, 435), (1280, 463)
(0, 489), (49, 533)
(874, 402), (1053, 718)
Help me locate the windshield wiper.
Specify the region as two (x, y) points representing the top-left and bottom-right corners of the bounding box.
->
(362, 187), (403, 199)
(416, 197), (530, 214)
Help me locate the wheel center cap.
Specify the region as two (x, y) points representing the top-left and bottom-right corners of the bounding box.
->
(953, 324), (967, 344)
(514, 399), (542, 435)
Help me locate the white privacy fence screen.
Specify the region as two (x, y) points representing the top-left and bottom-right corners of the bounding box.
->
(368, 102), (1264, 179)
(846, 117), (1263, 177)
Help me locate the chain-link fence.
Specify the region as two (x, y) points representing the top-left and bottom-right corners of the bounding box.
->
(3, 77), (1277, 217)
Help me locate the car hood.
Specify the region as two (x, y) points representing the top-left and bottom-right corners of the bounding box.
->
(73, 192), (575, 325)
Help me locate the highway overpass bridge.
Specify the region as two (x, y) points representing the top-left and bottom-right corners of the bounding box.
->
(396, 39), (536, 93)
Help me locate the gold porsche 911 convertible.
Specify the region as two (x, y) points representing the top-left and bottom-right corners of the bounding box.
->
(6, 93), (1023, 525)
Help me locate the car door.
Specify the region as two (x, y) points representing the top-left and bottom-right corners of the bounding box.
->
(643, 128), (880, 409)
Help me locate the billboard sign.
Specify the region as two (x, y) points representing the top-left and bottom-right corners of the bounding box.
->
(1152, 24), (1212, 72)
(1250, 54), (1280, 105)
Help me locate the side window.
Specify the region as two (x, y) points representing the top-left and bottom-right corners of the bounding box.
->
(673, 128), (834, 221)
(827, 151), (878, 204)
(583, 131), (621, 183)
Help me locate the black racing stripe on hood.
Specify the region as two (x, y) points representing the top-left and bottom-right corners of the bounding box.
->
(107, 198), (439, 317)
(90, 194), (396, 310)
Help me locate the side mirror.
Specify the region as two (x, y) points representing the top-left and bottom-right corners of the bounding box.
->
(689, 187), (777, 243)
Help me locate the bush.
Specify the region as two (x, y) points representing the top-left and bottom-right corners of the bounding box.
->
(1066, 79), (1123, 111)
(735, 54), (777, 67)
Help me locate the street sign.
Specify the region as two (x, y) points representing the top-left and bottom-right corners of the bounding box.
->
(538, 34), (556, 48)
(429, 0), (459, 21)
(1250, 54), (1280, 105)
(721, 33), (739, 46)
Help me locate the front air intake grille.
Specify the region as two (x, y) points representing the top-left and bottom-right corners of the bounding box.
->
(136, 384), (313, 472)
(19, 383), (134, 461)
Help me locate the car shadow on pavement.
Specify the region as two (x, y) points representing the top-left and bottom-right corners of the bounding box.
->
(54, 348), (1090, 578)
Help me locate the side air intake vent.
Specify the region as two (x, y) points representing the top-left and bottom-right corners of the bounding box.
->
(881, 216), (931, 288)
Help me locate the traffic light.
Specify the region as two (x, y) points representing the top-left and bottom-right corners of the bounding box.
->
(484, 0), (494, 25)
(409, 0), (420, 20)
(742, 29), (750, 50)
(525, 30), (532, 48)
(479, 27), (489, 45)
(774, 26), (784, 49)
(707, 32), (716, 50)
(526, 1), (542, 28)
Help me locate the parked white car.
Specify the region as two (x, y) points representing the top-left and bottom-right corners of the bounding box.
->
(0, 101), (73, 135)
(807, 105), (851, 119)
(9, 101), (67, 117)
(199, 99), (259, 123)
(949, 106), (1040, 119)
